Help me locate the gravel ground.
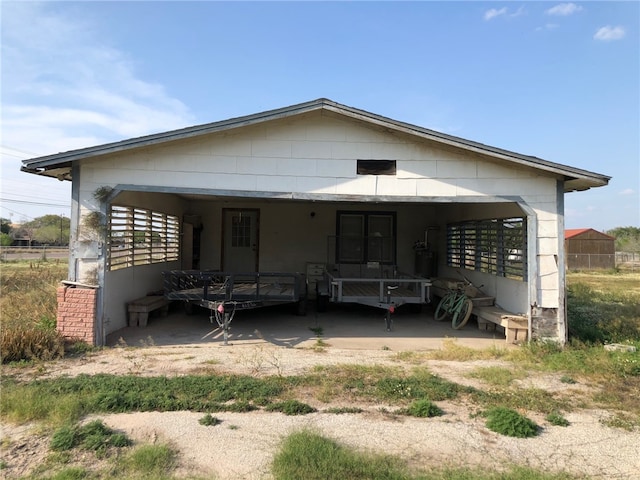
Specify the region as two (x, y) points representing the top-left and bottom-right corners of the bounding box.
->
(2, 341), (639, 479)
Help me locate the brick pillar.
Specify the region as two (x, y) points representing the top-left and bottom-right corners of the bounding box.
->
(57, 285), (97, 345)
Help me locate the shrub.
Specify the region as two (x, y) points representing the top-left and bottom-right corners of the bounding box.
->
(546, 411), (570, 427)
(51, 420), (131, 453)
(0, 323), (65, 363)
(0, 263), (68, 363)
(266, 400), (316, 415)
(325, 407), (363, 414)
(199, 413), (221, 426)
(50, 425), (77, 451)
(405, 399), (443, 418)
(484, 407), (539, 438)
(125, 444), (176, 475)
(0, 264), (67, 325)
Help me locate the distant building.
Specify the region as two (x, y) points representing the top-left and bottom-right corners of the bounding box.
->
(565, 228), (615, 270)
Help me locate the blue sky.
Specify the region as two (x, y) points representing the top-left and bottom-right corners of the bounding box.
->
(1, 1), (638, 231)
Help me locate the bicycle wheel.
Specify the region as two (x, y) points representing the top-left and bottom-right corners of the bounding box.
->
(434, 294), (453, 321)
(452, 298), (474, 330)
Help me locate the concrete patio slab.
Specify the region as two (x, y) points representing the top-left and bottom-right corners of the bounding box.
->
(107, 303), (512, 351)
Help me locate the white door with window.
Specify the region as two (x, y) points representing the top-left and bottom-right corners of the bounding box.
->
(222, 209), (259, 272)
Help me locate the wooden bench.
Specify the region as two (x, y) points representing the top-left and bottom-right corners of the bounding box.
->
(127, 296), (170, 327)
(473, 305), (528, 344)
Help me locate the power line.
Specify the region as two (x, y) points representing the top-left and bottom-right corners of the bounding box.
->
(1, 191), (71, 203)
(0, 198), (70, 208)
(1, 152), (29, 159)
(0, 205), (35, 221)
(0, 144), (42, 157)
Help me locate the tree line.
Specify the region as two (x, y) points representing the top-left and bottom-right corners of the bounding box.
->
(1, 215), (71, 247)
(607, 227), (640, 253)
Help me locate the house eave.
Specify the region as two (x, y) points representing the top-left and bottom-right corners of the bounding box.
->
(20, 98), (611, 190)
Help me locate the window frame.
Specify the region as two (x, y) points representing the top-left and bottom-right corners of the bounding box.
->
(446, 217), (527, 280)
(335, 210), (397, 265)
(107, 205), (180, 271)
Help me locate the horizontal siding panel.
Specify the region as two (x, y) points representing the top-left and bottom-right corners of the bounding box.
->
(276, 158), (317, 176)
(336, 176), (377, 195)
(416, 178), (457, 196)
(291, 141), (332, 159)
(397, 160), (437, 178)
(237, 157), (278, 175)
(250, 140), (292, 158)
(295, 176), (338, 194)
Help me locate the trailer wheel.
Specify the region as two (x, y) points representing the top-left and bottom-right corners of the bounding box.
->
(316, 295), (329, 313)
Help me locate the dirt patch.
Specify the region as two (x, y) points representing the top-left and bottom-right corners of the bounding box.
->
(2, 342), (639, 479)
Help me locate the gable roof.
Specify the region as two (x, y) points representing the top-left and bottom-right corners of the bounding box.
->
(21, 98), (610, 192)
(565, 228), (615, 240)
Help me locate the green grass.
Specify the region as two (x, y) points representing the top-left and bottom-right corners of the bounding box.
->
(325, 406), (364, 414)
(566, 272), (640, 344)
(272, 429), (410, 480)
(404, 399), (443, 418)
(51, 420), (131, 453)
(21, 442), (180, 480)
(1, 321), (66, 363)
(471, 386), (571, 415)
(483, 407), (539, 438)
(272, 430), (578, 480)
(305, 364), (469, 404)
(467, 366), (525, 386)
(123, 444), (177, 476)
(545, 411), (570, 427)
(1, 262), (69, 364)
(0, 373), (285, 425)
(266, 400), (317, 415)
(198, 413), (221, 426)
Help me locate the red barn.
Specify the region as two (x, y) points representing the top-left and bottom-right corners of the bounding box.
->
(565, 228), (615, 270)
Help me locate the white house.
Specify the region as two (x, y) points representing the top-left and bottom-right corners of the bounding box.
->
(21, 98), (610, 345)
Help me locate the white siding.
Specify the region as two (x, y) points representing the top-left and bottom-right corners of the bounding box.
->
(73, 110), (567, 341)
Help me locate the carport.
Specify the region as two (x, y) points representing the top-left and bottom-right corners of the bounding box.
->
(20, 98), (610, 346)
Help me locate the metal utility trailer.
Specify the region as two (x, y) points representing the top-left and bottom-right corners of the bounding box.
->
(163, 270), (307, 344)
(317, 268), (431, 331)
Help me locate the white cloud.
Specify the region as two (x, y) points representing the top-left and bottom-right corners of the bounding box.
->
(0, 2), (195, 219)
(483, 6), (526, 21)
(546, 3), (583, 16)
(594, 25), (626, 41)
(484, 7), (507, 21)
(1, 2), (194, 163)
(619, 189), (636, 196)
(536, 23), (560, 32)
(510, 6), (526, 18)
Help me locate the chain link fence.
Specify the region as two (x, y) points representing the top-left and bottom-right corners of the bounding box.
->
(566, 252), (639, 271)
(0, 246), (69, 261)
